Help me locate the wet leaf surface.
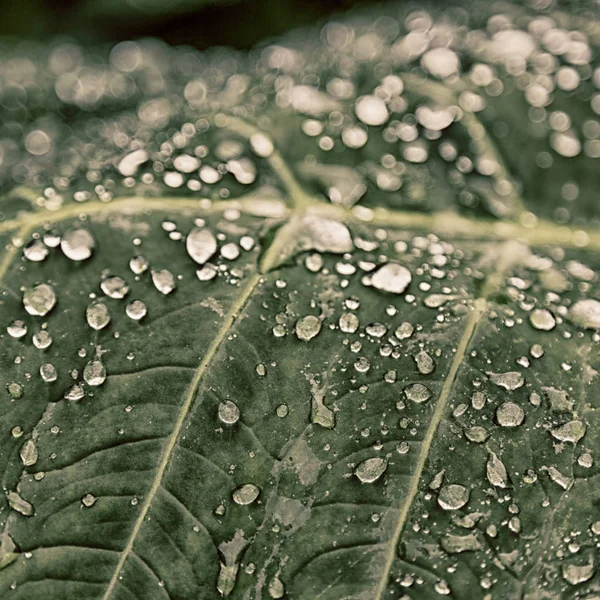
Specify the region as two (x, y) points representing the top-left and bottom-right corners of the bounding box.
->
(0, 1), (599, 599)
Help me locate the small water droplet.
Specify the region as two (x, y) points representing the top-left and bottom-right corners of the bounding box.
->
(295, 315), (321, 342)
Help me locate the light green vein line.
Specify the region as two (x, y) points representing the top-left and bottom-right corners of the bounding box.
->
(401, 73), (526, 219)
(0, 195), (289, 235)
(214, 114), (313, 209)
(101, 200), (305, 599)
(101, 270), (262, 600)
(373, 242), (525, 600)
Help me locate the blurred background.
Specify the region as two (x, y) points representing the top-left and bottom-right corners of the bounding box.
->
(0, 0), (388, 49)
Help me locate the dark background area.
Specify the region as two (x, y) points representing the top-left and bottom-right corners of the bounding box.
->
(0, 0), (386, 49)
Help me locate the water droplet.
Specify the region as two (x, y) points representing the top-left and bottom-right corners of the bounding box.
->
(568, 299), (600, 329)
(65, 384), (85, 402)
(40, 363), (57, 382)
(82, 493), (97, 508)
(186, 228), (217, 265)
(496, 402), (525, 427)
(220, 243), (240, 261)
(20, 439), (38, 467)
(339, 313), (359, 333)
(129, 255), (149, 274)
(61, 229), (95, 261)
(562, 559), (595, 585)
(371, 263), (411, 294)
(232, 483), (260, 505)
(438, 484), (469, 510)
(118, 149), (149, 176)
(276, 404), (288, 418)
(151, 269), (176, 294)
(218, 400), (240, 425)
(126, 300), (147, 321)
(440, 533), (481, 554)
(86, 302), (111, 330)
(404, 383), (432, 403)
(197, 263), (218, 281)
(23, 283), (56, 316)
(354, 457), (387, 483)
(295, 315), (321, 342)
(7, 320), (27, 339)
(366, 322), (387, 338)
(7, 491), (33, 516)
(394, 322), (414, 339)
(486, 452), (508, 487)
(487, 371), (524, 391)
(355, 95), (389, 126)
(463, 426), (488, 444)
(7, 382), (23, 399)
(250, 133), (274, 157)
(23, 238), (49, 262)
(529, 308), (556, 331)
(83, 360), (106, 386)
(414, 350), (435, 375)
(550, 420), (586, 444)
(101, 276), (129, 299)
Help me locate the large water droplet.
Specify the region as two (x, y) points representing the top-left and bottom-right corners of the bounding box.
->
(371, 263), (412, 294)
(529, 308), (556, 331)
(568, 299), (600, 329)
(86, 302), (111, 330)
(101, 276), (129, 299)
(496, 402), (525, 427)
(152, 269), (176, 294)
(354, 457), (387, 483)
(186, 228), (217, 265)
(61, 229), (95, 261)
(295, 315), (321, 342)
(83, 360), (106, 386)
(23, 283), (56, 316)
(218, 400), (240, 425)
(232, 483), (260, 505)
(438, 484), (469, 510)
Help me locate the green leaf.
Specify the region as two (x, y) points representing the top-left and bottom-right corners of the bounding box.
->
(1, 2), (599, 599)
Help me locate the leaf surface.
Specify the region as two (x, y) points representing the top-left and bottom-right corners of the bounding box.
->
(0, 2), (599, 599)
